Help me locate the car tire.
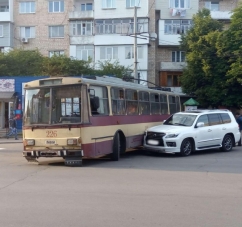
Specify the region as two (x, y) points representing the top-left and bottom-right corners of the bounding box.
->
(180, 138), (193, 156)
(220, 134), (233, 152)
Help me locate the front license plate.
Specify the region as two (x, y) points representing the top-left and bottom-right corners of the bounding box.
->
(45, 140), (56, 145)
(147, 139), (159, 145)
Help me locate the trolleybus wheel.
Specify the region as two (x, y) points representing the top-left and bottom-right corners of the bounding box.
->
(111, 133), (120, 161)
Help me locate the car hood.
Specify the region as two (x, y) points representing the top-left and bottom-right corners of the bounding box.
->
(147, 124), (189, 134)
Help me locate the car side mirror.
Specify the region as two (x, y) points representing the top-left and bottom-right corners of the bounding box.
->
(196, 122), (204, 128)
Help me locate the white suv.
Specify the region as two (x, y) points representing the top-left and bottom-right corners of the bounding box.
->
(144, 110), (241, 156)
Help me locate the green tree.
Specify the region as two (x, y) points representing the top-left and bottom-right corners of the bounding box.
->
(0, 49), (132, 80)
(0, 49), (43, 76)
(180, 8), (226, 107)
(181, 6), (242, 108)
(93, 60), (133, 78)
(42, 55), (94, 77)
(216, 4), (242, 107)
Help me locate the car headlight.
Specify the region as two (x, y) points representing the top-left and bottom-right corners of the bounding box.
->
(165, 133), (179, 138)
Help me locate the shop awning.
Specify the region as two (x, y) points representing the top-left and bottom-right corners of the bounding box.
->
(0, 92), (15, 99)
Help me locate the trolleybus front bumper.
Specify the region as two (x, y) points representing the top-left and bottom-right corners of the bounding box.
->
(23, 150), (84, 166)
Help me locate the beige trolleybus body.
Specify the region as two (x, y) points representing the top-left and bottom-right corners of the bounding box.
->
(23, 76), (181, 166)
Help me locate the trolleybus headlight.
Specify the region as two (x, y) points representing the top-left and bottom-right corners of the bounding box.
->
(24, 139), (35, 146)
(67, 139), (77, 145)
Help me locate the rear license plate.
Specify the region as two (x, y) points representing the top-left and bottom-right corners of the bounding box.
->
(45, 140), (56, 145)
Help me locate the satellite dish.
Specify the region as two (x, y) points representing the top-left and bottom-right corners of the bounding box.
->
(149, 33), (157, 41)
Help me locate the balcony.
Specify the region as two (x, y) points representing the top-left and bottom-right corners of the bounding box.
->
(69, 10), (94, 19)
(70, 36), (94, 45)
(160, 62), (187, 71)
(0, 11), (11, 21)
(210, 11), (232, 20)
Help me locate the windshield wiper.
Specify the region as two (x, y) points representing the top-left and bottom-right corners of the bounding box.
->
(173, 123), (186, 126)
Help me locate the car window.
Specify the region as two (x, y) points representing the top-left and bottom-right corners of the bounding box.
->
(164, 113), (197, 126)
(220, 113), (231, 124)
(208, 113), (222, 126)
(196, 115), (209, 126)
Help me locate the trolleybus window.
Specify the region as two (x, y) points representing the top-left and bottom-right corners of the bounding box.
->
(139, 91), (150, 115)
(24, 85), (82, 125)
(169, 95), (179, 114)
(160, 94), (168, 114)
(126, 89), (138, 115)
(150, 93), (160, 114)
(89, 85), (109, 115)
(111, 88), (125, 115)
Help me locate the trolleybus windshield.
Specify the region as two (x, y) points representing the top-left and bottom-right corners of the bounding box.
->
(24, 85), (83, 125)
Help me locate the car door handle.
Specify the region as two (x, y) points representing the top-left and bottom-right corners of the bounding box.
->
(222, 128), (226, 130)
(208, 129), (212, 132)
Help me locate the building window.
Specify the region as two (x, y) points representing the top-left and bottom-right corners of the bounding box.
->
(81, 3), (93, 11)
(125, 46), (143, 59)
(49, 1), (64, 12)
(102, 0), (116, 8)
(0, 25), (3, 37)
(0, 5), (9, 12)
(167, 74), (180, 86)
(164, 20), (192, 35)
(76, 45), (94, 61)
(172, 51), (185, 62)
(95, 18), (148, 35)
(19, 2), (35, 13)
(70, 21), (93, 36)
(20, 27), (35, 38)
(100, 46), (118, 59)
(49, 50), (65, 57)
(49, 26), (64, 38)
(169, 0), (190, 9)
(205, 1), (219, 11)
(126, 0), (139, 8)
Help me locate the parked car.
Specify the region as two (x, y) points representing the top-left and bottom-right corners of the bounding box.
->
(144, 109), (241, 156)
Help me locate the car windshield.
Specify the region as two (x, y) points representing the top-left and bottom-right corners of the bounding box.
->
(164, 113), (197, 127)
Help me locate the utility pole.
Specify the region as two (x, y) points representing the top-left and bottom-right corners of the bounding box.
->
(134, 6), (138, 82)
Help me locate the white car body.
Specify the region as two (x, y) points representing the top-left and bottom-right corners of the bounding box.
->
(144, 110), (241, 156)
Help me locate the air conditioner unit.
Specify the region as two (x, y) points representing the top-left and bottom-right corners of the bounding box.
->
(21, 37), (29, 43)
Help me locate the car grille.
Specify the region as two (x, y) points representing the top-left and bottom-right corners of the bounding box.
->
(146, 132), (166, 146)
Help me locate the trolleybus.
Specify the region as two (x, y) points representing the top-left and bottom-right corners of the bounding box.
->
(22, 76), (181, 166)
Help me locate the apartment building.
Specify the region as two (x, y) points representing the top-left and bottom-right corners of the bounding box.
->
(0, 0), (151, 84)
(69, 0), (150, 83)
(0, 0), (13, 53)
(0, 0), (240, 88)
(154, 0), (240, 93)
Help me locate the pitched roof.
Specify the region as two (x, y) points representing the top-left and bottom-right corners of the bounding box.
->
(183, 98), (199, 106)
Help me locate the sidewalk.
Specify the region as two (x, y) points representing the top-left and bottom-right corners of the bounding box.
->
(0, 137), (23, 144)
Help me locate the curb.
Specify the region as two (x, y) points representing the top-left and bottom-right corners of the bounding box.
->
(0, 138), (23, 144)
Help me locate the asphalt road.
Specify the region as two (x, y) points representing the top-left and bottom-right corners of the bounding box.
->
(0, 143), (242, 227)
